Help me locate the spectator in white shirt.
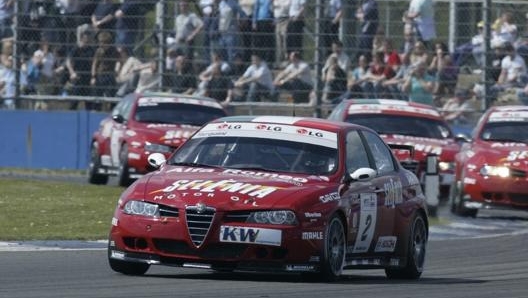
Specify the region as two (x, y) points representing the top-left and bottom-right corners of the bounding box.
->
(227, 53), (274, 103)
(273, 51), (313, 103)
(490, 42), (527, 102)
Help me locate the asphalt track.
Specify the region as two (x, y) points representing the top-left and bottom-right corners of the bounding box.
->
(1, 207), (527, 298)
(1, 172), (528, 298)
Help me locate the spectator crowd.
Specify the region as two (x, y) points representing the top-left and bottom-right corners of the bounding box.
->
(0, 0), (527, 119)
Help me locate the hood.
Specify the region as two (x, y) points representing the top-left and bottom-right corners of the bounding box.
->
(381, 134), (460, 162)
(128, 123), (200, 147)
(131, 166), (337, 211)
(471, 141), (528, 168)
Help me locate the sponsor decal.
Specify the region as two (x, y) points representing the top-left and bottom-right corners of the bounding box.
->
(111, 217), (118, 226)
(222, 169), (308, 183)
(463, 177), (476, 185)
(309, 256), (321, 262)
(125, 130), (137, 137)
(285, 265), (316, 271)
(162, 130), (194, 140)
(219, 226), (282, 246)
(128, 152), (141, 160)
(255, 124), (282, 131)
(319, 192), (340, 203)
(375, 236), (397, 252)
(352, 193), (377, 253)
(488, 111), (528, 122)
(384, 179), (403, 207)
(111, 250), (125, 260)
(491, 142), (527, 148)
(195, 122), (338, 148)
(153, 179), (280, 199)
(390, 258), (400, 266)
(404, 172), (420, 185)
(302, 231), (324, 240)
(304, 212), (322, 218)
(167, 167), (215, 173)
(506, 151), (528, 161)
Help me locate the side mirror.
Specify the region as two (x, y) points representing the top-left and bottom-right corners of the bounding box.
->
(454, 133), (471, 143)
(112, 114), (125, 124)
(147, 153), (166, 169)
(349, 167), (377, 182)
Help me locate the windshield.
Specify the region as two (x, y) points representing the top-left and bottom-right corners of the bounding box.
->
(169, 136), (338, 175)
(345, 114), (453, 139)
(481, 122), (528, 143)
(134, 103), (225, 126)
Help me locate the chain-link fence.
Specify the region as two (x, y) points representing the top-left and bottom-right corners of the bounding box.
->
(1, 0), (527, 117)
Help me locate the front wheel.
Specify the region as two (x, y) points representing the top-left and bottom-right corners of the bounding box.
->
(385, 213), (427, 279)
(303, 215), (345, 282)
(88, 143), (108, 185)
(450, 179), (478, 218)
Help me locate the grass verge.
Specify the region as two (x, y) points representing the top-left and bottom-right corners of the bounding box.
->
(0, 177), (122, 241)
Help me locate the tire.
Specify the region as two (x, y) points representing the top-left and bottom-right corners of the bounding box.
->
(117, 144), (133, 187)
(385, 213), (427, 280)
(88, 143), (108, 185)
(450, 179), (478, 218)
(303, 215), (345, 282)
(108, 257), (150, 275)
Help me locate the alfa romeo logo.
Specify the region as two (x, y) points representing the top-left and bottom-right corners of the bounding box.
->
(195, 202), (207, 214)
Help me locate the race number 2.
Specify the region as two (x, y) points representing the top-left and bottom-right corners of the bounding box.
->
(352, 193), (377, 253)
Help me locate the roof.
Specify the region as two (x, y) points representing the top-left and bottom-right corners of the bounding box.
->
(342, 99), (441, 118)
(212, 115), (367, 133)
(138, 92), (223, 109)
(487, 105), (528, 122)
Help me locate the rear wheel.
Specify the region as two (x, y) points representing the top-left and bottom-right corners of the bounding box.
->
(117, 144), (133, 187)
(88, 143), (108, 185)
(385, 213), (427, 279)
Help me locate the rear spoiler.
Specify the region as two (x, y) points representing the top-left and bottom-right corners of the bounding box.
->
(388, 143), (415, 159)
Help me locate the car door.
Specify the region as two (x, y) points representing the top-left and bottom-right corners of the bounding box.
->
(347, 130), (402, 256)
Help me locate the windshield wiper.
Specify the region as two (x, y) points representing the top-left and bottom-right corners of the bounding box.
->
(228, 165), (283, 173)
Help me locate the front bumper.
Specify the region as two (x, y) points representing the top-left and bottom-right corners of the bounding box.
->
(108, 213), (324, 273)
(462, 173), (528, 209)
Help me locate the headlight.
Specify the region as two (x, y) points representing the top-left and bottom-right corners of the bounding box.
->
(480, 165), (510, 178)
(123, 200), (160, 217)
(438, 162), (455, 171)
(247, 210), (297, 225)
(144, 142), (172, 153)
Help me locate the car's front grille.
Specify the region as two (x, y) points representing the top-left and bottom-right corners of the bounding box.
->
(185, 206), (215, 247)
(159, 205), (179, 217)
(223, 211), (251, 223)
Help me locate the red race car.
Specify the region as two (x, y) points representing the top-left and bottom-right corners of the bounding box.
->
(108, 116), (429, 281)
(88, 92), (227, 186)
(450, 105), (528, 217)
(328, 99), (460, 201)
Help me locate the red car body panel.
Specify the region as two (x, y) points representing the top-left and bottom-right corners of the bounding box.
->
(108, 116), (428, 276)
(328, 99), (460, 196)
(454, 106), (528, 210)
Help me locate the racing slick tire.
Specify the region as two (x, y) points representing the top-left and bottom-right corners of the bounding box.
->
(108, 256), (150, 276)
(117, 144), (133, 187)
(450, 180), (478, 218)
(303, 215), (345, 282)
(385, 213), (427, 280)
(88, 142), (108, 185)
